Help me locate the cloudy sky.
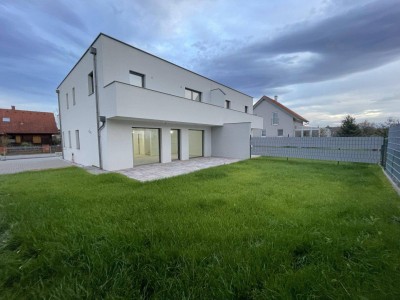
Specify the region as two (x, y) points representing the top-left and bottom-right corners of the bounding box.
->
(0, 0), (399, 126)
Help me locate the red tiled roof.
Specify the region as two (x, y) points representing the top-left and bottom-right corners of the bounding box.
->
(0, 107), (58, 134)
(253, 96), (308, 123)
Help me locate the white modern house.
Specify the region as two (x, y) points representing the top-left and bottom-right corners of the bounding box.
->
(253, 96), (319, 137)
(57, 33), (263, 171)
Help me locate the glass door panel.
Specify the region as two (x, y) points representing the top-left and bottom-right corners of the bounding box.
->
(189, 130), (203, 158)
(132, 128), (160, 166)
(171, 129), (180, 161)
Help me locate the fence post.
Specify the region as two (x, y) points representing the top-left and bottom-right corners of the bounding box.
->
(381, 138), (388, 168)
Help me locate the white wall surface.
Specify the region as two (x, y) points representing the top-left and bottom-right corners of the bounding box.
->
(211, 123), (251, 159)
(98, 35), (254, 114)
(58, 40), (101, 167)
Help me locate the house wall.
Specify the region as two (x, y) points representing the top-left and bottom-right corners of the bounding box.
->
(57, 40), (102, 167)
(211, 123), (251, 159)
(97, 35), (254, 114)
(57, 34), (262, 170)
(253, 100), (297, 137)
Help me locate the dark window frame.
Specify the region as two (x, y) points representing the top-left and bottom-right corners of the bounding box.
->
(185, 88), (202, 102)
(225, 100), (231, 109)
(245, 106), (248, 113)
(88, 72), (94, 95)
(188, 129), (204, 158)
(129, 70), (145, 88)
(171, 129), (180, 161)
(277, 129), (284, 137)
(75, 130), (80, 149)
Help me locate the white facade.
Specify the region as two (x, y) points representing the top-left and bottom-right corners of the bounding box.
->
(57, 34), (263, 171)
(253, 96), (308, 137)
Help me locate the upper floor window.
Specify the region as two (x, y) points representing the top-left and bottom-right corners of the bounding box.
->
(88, 72), (94, 95)
(272, 112), (279, 125)
(277, 129), (284, 137)
(129, 71), (145, 87)
(225, 100), (231, 109)
(2, 117), (10, 123)
(66, 93), (69, 109)
(185, 88), (201, 101)
(72, 87), (76, 106)
(245, 106), (248, 113)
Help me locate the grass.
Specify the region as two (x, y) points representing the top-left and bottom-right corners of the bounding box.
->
(0, 157), (399, 299)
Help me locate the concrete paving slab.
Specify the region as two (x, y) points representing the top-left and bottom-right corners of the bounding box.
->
(117, 157), (241, 182)
(0, 156), (72, 175)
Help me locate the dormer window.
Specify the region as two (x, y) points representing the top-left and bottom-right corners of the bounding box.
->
(2, 117), (10, 122)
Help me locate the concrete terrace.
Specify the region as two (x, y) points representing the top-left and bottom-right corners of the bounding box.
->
(117, 157), (240, 181)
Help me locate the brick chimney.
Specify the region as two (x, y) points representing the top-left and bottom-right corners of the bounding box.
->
(11, 106), (15, 110)
(274, 95), (278, 102)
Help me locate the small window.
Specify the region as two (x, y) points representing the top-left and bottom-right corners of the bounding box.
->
(68, 131), (71, 148)
(62, 131), (65, 147)
(72, 87), (76, 105)
(262, 129), (266, 137)
(75, 130), (80, 149)
(225, 100), (231, 109)
(185, 88), (201, 101)
(277, 129), (284, 137)
(129, 71), (145, 87)
(272, 112), (279, 125)
(66, 93), (69, 109)
(245, 106), (248, 113)
(33, 135), (41, 144)
(2, 117), (10, 122)
(88, 72), (94, 95)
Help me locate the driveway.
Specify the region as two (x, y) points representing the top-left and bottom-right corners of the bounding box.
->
(0, 156), (72, 175)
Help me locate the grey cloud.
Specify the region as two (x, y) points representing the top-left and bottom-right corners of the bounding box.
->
(198, 0), (400, 96)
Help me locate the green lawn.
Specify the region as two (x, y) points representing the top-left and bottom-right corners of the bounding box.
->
(0, 157), (399, 299)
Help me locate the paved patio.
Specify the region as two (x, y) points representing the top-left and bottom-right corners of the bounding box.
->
(117, 157), (241, 182)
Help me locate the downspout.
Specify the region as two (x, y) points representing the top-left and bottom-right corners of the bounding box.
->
(90, 46), (103, 169)
(55, 89), (64, 159)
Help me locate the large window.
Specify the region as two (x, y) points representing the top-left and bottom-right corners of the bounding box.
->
(272, 112), (279, 125)
(171, 129), (180, 161)
(129, 71), (145, 87)
(132, 128), (160, 166)
(189, 130), (203, 158)
(185, 88), (201, 101)
(88, 72), (94, 95)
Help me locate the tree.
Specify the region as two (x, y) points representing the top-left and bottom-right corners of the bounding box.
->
(359, 120), (377, 136)
(376, 117), (400, 137)
(337, 115), (361, 137)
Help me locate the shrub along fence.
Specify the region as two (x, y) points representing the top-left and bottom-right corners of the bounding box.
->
(251, 137), (384, 164)
(384, 124), (400, 187)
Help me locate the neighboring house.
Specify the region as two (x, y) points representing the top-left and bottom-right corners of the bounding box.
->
(253, 96), (319, 137)
(57, 33), (263, 171)
(0, 106), (58, 145)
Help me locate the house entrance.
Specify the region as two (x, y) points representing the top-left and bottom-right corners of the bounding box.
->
(132, 128), (160, 166)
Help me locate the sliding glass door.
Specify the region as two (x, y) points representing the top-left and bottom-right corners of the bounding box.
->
(171, 129), (180, 161)
(188, 130), (203, 158)
(132, 128), (160, 166)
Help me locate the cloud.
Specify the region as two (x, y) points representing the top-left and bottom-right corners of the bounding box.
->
(198, 0), (400, 96)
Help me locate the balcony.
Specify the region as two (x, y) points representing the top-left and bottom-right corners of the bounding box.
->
(101, 81), (263, 128)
